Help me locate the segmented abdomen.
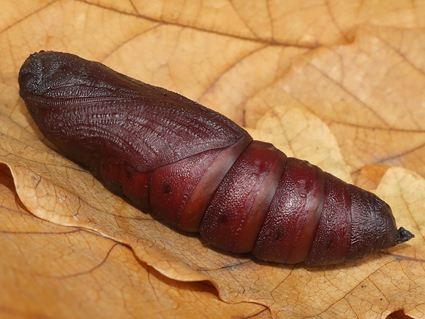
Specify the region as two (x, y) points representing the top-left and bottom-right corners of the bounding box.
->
(95, 138), (397, 265)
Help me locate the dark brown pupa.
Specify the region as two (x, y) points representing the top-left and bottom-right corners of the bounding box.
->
(18, 51), (414, 265)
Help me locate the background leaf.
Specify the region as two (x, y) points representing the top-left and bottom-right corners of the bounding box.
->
(1, 1), (424, 318)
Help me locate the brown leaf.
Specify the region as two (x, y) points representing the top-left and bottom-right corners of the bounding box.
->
(244, 26), (425, 179)
(355, 165), (390, 191)
(1, 1), (424, 318)
(0, 164), (269, 319)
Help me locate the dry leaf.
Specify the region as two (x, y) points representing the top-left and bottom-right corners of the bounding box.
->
(355, 165), (390, 191)
(1, 1), (424, 318)
(0, 164), (268, 319)
(243, 26), (425, 179)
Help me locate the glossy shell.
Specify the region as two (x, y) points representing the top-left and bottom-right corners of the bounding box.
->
(19, 51), (413, 265)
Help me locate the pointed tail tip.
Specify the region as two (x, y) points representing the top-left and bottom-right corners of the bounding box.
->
(396, 227), (415, 244)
